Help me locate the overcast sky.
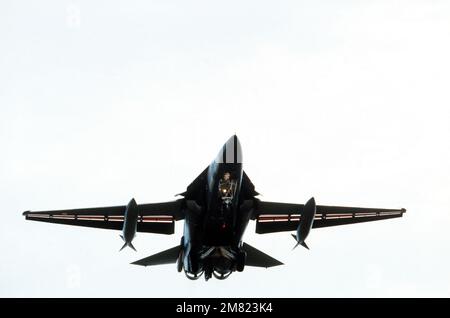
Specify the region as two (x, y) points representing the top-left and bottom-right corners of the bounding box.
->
(1, 0), (450, 297)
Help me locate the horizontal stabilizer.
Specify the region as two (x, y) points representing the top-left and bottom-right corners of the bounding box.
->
(131, 245), (181, 267)
(242, 243), (283, 268)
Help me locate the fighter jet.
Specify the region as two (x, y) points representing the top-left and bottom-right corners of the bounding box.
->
(23, 135), (406, 281)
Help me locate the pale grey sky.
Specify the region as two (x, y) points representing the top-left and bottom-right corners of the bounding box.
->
(1, 0), (450, 297)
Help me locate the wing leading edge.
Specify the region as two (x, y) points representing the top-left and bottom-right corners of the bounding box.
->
(23, 199), (184, 235)
(253, 200), (406, 234)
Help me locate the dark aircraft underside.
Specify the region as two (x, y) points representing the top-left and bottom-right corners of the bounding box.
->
(23, 135), (406, 281)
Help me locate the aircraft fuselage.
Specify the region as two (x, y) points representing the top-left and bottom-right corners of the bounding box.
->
(181, 135), (250, 280)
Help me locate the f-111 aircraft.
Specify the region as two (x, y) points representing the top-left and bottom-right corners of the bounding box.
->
(23, 135), (406, 281)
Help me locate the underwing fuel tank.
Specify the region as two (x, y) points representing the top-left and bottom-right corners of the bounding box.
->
(120, 198), (139, 251)
(292, 197), (316, 250)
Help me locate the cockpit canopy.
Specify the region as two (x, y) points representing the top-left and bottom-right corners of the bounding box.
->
(218, 172), (237, 203)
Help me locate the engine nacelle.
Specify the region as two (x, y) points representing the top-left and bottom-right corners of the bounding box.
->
(213, 270), (232, 280)
(183, 248), (203, 275)
(185, 270), (204, 280)
(293, 197), (316, 249)
(120, 198), (139, 251)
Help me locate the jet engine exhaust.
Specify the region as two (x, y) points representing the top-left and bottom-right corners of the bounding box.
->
(185, 270), (204, 280)
(213, 270), (232, 280)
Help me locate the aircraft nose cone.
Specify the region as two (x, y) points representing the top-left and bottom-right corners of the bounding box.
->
(215, 135), (243, 164)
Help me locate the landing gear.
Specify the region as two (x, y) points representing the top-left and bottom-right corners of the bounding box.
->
(236, 250), (246, 272)
(204, 264), (213, 281)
